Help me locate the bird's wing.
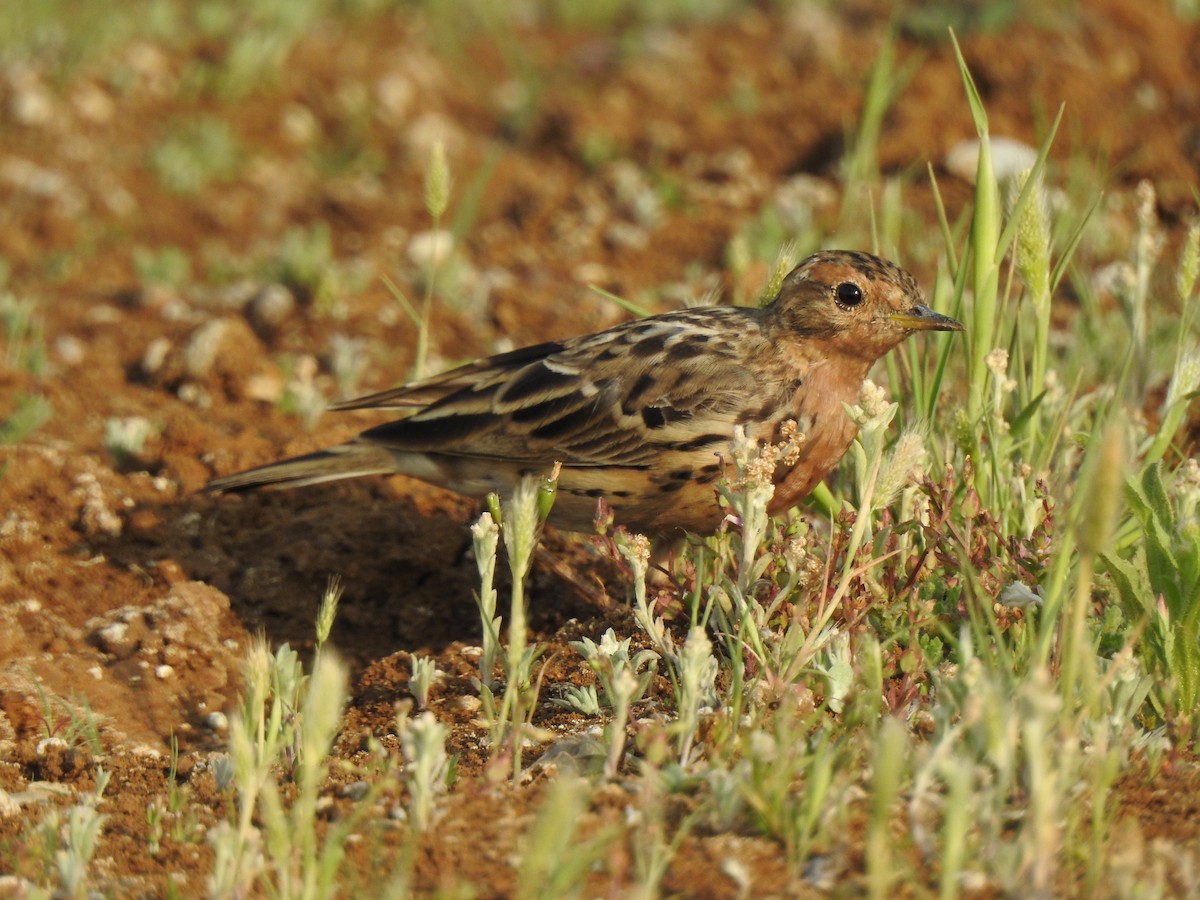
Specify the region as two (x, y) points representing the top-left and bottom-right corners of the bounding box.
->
(352, 308), (771, 469)
(327, 340), (569, 410)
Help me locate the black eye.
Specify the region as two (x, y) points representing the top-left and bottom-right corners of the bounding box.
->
(836, 282), (864, 308)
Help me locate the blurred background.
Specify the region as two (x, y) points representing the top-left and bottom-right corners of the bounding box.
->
(2, 0), (1197, 395)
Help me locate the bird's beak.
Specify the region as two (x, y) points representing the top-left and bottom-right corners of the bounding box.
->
(890, 305), (965, 332)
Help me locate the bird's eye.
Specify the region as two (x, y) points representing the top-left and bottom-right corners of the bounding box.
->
(836, 282), (864, 308)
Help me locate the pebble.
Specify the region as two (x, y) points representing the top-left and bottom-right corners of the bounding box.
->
(246, 283), (296, 330)
(54, 334), (87, 366)
(407, 229), (454, 269)
(182, 319), (234, 379)
(92, 620), (133, 658)
(450, 694), (482, 714)
(945, 136), (1038, 184)
(36, 737), (68, 757)
(141, 337), (172, 376)
(338, 780), (371, 801)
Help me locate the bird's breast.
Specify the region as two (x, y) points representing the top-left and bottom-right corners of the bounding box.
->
(766, 355), (869, 513)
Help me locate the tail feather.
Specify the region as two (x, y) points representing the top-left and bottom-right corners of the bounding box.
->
(204, 443), (397, 494)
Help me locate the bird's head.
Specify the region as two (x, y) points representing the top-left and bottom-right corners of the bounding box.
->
(766, 250), (963, 360)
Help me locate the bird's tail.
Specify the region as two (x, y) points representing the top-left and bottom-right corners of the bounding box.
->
(203, 442), (397, 494)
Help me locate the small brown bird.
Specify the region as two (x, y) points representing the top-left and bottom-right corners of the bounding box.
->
(205, 250), (962, 535)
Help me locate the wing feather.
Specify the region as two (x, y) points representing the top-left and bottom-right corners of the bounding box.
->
(328, 339), (568, 410)
(345, 307), (770, 469)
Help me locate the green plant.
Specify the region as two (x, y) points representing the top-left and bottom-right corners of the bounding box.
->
(476, 468), (558, 781)
(1, 292), (46, 374)
(104, 416), (157, 466)
(1, 393), (53, 444)
(471, 510), (503, 693)
(408, 654), (438, 709)
(148, 116), (241, 194)
(207, 577), (390, 898)
(1102, 462), (1200, 736)
(267, 221), (344, 312)
(516, 775), (613, 899)
(397, 709), (450, 830)
(388, 140), (452, 380)
(132, 245), (192, 288)
(276, 352), (326, 430)
(24, 768), (111, 898)
(568, 628), (658, 778)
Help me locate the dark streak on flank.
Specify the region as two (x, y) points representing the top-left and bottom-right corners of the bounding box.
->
(670, 433), (727, 452)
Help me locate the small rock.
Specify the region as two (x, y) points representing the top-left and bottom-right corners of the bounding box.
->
(375, 73), (414, 123)
(407, 229), (454, 269)
(338, 780), (371, 801)
(35, 737), (68, 757)
(141, 337), (172, 376)
(129, 283), (180, 313)
(91, 620), (137, 658)
(450, 694), (482, 714)
(573, 262), (610, 284)
(246, 283), (296, 331)
(71, 81), (115, 123)
(530, 730), (608, 777)
(8, 70), (54, 126)
(280, 102), (319, 144)
(183, 319), (235, 379)
(72, 471), (123, 537)
(945, 136), (1038, 184)
(54, 334), (86, 366)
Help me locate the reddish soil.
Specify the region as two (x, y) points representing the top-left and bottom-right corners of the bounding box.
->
(1, 1), (1199, 894)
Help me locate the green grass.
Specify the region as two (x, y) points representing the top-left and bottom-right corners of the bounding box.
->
(148, 116), (242, 195)
(0, 0), (399, 85)
(1, 393), (53, 445)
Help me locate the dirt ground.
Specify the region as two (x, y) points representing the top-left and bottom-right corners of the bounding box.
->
(1, 0), (1199, 894)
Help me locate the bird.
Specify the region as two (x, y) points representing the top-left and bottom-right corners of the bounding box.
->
(204, 250), (963, 536)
